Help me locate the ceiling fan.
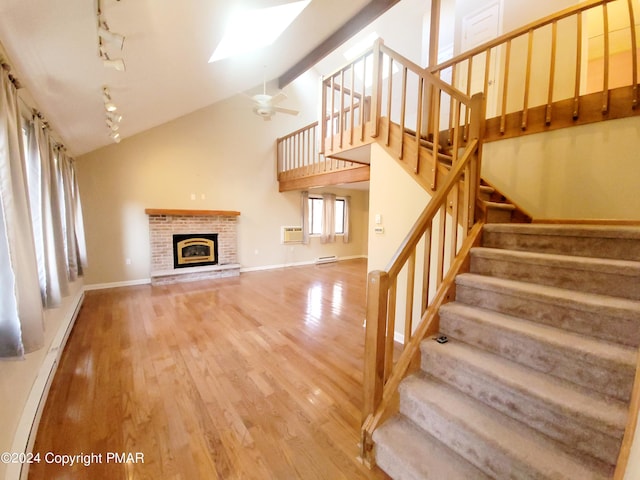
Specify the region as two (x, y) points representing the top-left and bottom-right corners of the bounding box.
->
(248, 79), (299, 121)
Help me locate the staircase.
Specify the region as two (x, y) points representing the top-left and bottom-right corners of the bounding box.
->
(373, 223), (640, 479)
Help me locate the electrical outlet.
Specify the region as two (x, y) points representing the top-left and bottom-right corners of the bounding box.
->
(125, 258), (132, 265)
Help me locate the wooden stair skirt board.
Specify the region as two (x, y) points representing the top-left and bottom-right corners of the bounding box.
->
(373, 223), (640, 480)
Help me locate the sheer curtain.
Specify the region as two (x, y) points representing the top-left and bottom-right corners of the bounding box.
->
(0, 68), (44, 357)
(25, 117), (69, 307)
(343, 195), (351, 243)
(320, 193), (336, 244)
(301, 190), (309, 244)
(59, 150), (87, 279)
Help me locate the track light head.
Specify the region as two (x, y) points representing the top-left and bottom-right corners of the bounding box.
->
(109, 131), (121, 143)
(106, 119), (120, 131)
(98, 26), (125, 50)
(103, 57), (126, 71)
(106, 112), (123, 123)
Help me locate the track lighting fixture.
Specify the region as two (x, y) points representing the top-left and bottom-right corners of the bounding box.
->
(109, 131), (121, 143)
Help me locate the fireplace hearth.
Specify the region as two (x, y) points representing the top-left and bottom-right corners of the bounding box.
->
(173, 233), (218, 269)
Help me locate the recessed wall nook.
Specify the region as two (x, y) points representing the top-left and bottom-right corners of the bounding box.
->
(145, 209), (241, 285)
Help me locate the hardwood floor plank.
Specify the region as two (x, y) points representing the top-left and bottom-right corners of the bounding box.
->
(29, 258), (388, 479)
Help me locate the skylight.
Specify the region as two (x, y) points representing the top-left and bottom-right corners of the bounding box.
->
(209, 0), (311, 63)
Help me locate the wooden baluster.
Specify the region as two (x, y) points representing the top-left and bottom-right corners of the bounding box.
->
(628, 0), (638, 108)
(415, 77), (424, 174)
(430, 87), (441, 191)
(404, 250), (416, 345)
(293, 135), (302, 174)
(452, 99), (461, 166)
(449, 184), (460, 266)
(350, 63), (355, 145)
(386, 57), (394, 146)
(483, 48), (492, 109)
(462, 161), (471, 230)
(546, 21), (558, 125)
(464, 56), (473, 141)
(363, 270), (389, 423)
(370, 38), (384, 138)
(448, 65), (457, 145)
(501, 39), (511, 134)
(421, 227), (432, 315)
(312, 125), (316, 174)
(399, 67), (408, 160)
(330, 75), (335, 153)
(361, 54), (367, 142)
(602, 2), (610, 114)
(522, 29), (534, 130)
(320, 79), (327, 155)
(384, 277), (397, 381)
(574, 12), (583, 119)
(339, 69), (345, 149)
(435, 204), (446, 288)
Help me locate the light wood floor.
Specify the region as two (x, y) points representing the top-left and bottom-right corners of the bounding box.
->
(29, 258), (390, 480)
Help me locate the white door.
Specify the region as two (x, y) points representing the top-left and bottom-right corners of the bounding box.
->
(461, 1), (503, 116)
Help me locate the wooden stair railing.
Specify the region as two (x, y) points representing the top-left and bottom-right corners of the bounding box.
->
(360, 92), (486, 467)
(430, 0), (639, 142)
(322, 38), (482, 192)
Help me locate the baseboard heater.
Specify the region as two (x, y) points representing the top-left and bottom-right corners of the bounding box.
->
(315, 255), (338, 265)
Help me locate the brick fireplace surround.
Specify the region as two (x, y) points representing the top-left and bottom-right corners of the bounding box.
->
(145, 209), (241, 285)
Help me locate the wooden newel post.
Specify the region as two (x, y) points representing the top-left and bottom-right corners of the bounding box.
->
(363, 270), (389, 422)
(467, 92), (486, 229)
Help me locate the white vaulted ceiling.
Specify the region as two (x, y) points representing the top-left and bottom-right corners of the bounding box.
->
(0, 0), (402, 155)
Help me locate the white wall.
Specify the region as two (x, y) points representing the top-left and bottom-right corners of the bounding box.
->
(483, 115), (640, 220)
(76, 71), (369, 286)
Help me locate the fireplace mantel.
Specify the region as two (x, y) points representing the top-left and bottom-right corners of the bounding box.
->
(145, 208), (240, 217)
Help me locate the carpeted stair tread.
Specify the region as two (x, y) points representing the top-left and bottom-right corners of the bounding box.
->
(455, 272), (640, 347)
(400, 373), (613, 480)
(482, 223), (640, 261)
(420, 338), (627, 464)
(471, 247), (640, 300)
(439, 302), (637, 401)
(373, 415), (492, 480)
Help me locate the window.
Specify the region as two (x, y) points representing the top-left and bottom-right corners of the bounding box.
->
(334, 198), (345, 235)
(308, 196), (345, 236)
(309, 197), (323, 235)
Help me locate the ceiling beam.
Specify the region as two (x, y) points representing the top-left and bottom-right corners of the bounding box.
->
(278, 0), (401, 88)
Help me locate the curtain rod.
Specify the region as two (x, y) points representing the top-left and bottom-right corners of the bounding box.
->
(1, 47), (69, 153)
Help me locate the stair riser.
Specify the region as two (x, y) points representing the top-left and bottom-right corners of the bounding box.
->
(439, 308), (634, 402)
(455, 281), (640, 347)
(373, 417), (493, 480)
(421, 344), (622, 465)
(400, 386), (558, 480)
(470, 254), (640, 301)
(482, 231), (640, 261)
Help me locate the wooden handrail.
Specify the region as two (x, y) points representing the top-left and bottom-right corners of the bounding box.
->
(386, 138), (478, 278)
(431, 0), (617, 74)
(361, 91), (486, 466)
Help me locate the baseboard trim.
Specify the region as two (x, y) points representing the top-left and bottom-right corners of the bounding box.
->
(7, 286), (85, 480)
(84, 278), (151, 291)
(240, 255), (367, 273)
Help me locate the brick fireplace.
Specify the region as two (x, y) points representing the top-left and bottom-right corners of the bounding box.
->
(145, 208), (241, 285)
